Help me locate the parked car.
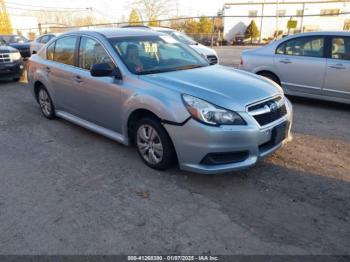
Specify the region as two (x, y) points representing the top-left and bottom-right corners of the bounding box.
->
(30, 33), (58, 55)
(240, 31), (350, 104)
(28, 29), (293, 174)
(0, 45), (24, 81)
(123, 26), (219, 65)
(0, 35), (31, 58)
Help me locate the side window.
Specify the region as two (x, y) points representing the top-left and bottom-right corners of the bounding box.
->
(276, 43), (285, 54)
(53, 36), (78, 66)
(79, 36), (114, 70)
(283, 37), (324, 58)
(40, 35), (50, 44)
(332, 37), (350, 61)
(47, 41), (55, 60)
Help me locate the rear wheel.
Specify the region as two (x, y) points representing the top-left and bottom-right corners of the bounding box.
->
(37, 86), (55, 119)
(135, 117), (176, 170)
(258, 72), (280, 86)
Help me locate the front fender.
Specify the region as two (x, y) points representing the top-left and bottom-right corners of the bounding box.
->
(121, 90), (190, 140)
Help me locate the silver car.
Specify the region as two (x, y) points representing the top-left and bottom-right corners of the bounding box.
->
(240, 31), (350, 104)
(28, 29), (293, 174)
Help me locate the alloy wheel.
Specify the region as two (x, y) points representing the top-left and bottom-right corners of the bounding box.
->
(136, 124), (164, 165)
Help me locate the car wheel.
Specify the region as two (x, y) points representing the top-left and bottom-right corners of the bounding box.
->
(258, 72), (280, 86)
(37, 86), (55, 119)
(135, 117), (176, 170)
(13, 77), (20, 82)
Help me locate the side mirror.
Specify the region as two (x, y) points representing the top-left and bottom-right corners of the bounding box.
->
(90, 63), (122, 79)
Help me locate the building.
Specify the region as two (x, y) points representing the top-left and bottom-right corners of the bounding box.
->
(223, 0), (350, 42)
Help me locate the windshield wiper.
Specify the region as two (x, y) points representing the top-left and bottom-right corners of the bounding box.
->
(173, 64), (205, 71)
(139, 65), (205, 75)
(138, 69), (169, 75)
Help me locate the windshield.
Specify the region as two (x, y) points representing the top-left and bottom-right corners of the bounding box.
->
(170, 31), (197, 45)
(109, 35), (208, 75)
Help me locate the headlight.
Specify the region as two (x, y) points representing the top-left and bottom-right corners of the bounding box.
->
(10, 52), (21, 61)
(182, 94), (246, 126)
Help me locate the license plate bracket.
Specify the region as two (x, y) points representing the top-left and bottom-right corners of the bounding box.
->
(272, 121), (289, 145)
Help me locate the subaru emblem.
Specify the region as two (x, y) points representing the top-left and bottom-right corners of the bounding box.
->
(269, 102), (278, 112)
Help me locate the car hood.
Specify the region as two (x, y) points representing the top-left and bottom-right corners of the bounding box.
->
(9, 43), (30, 49)
(140, 65), (283, 112)
(190, 43), (217, 57)
(0, 45), (17, 53)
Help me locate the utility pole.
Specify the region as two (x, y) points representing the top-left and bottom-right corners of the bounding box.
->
(300, 2), (306, 32)
(275, 0), (279, 39)
(211, 17), (215, 48)
(0, 0), (13, 34)
(259, 3), (265, 43)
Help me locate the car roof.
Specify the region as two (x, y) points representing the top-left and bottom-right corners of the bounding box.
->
(61, 28), (164, 38)
(282, 31), (350, 41)
(150, 27), (175, 32)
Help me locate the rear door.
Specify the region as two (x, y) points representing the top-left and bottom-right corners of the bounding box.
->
(323, 36), (350, 101)
(45, 35), (86, 116)
(274, 36), (326, 94)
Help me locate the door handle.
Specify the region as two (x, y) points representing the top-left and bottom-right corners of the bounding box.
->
(74, 75), (83, 83)
(45, 66), (50, 73)
(279, 59), (292, 64)
(329, 64), (346, 70)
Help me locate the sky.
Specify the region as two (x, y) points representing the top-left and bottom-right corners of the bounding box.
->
(6, 0), (227, 23)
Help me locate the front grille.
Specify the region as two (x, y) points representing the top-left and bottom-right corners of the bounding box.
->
(207, 55), (218, 65)
(0, 53), (10, 63)
(248, 97), (287, 126)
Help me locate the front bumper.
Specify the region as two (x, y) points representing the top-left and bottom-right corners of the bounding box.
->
(164, 98), (293, 174)
(0, 60), (24, 79)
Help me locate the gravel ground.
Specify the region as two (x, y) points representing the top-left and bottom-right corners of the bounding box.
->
(0, 50), (349, 255)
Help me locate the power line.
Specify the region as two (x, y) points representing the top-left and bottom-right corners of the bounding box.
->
(6, 6), (91, 12)
(5, 1), (89, 10)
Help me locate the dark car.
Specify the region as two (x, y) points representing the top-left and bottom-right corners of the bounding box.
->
(0, 35), (31, 58)
(0, 45), (24, 81)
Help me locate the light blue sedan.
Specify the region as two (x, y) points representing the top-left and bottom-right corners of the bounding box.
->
(28, 29), (293, 174)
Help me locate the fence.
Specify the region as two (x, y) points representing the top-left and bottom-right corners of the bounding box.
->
(15, 12), (350, 47)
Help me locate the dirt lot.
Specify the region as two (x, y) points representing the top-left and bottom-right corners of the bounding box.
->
(0, 49), (349, 255)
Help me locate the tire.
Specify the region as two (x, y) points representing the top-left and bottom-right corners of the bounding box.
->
(13, 77), (20, 82)
(258, 72), (280, 86)
(134, 117), (176, 170)
(37, 86), (56, 119)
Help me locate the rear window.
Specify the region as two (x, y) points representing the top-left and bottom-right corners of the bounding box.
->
(53, 36), (78, 66)
(331, 36), (350, 61)
(47, 41), (55, 60)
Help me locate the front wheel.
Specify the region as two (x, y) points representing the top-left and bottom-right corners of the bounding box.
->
(135, 117), (176, 170)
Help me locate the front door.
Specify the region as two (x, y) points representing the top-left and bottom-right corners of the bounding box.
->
(74, 36), (123, 133)
(274, 36), (326, 94)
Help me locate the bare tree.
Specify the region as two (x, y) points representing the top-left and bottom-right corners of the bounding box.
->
(130, 0), (173, 23)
